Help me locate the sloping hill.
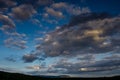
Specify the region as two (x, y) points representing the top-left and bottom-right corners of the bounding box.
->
(0, 71), (119, 80)
(0, 71), (44, 80)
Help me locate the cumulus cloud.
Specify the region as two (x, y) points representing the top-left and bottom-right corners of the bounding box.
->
(67, 12), (110, 27)
(31, 19), (41, 26)
(0, 0), (16, 13)
(51, 2), (91, 15)
(22, 50), (47, 63)
(0, 14), (15, 27)
(10, 4), (37, 20)
(2, 0), (17, 7)
(44, 2), (90, 20)
(0, 14), (16, 35)
(26, 65), (41, 70)
(77, 54), (95, 61)
(45, 7), (64, 18)
(0, 14), (28, 50)
(104, 54), (120, 60)
(0, 67), (19, 73)
(35, 13), (120, 57)
(22, 53), (38, 63)
(0, 25), (15, 34)
(0, 0), (16, 8)
(4, 33), (27, 49)
(37, 0), (53, 6)
(5, 56), (16, 62)
(51, 2), (68, 9)
(48, 57), (120, 74)
(68, 7), (90, 16)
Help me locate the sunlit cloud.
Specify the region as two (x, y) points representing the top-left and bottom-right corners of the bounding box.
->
(0, 14), (15, 27)
(10, 4), (37, 20)
(26, 65), (41, 70)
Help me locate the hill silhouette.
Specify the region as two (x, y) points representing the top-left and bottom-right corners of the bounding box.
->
(0, 71), (119, 80)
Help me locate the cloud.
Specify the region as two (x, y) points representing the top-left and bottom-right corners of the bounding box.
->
(3, 0), (17, 7)
(37, 0), (53, 6)
(0, 25), (15, 34)
(51, 2), (68, 9)
(89, 60), (120, 69)
(0, 0), (16, 13)
(0, 0), (16, 8)
(10, 4), (37, 20)
(21, 50), (47, 63)
(77, 54), (95, 61)
(45, 7), (64, 18)
(22, 53), (38, 63)
(104, 54), (120, 60)
(0, 11), (28, 50)
(0, 67), (20, 73)
(66, 6), (90, 16)
(48, 57), (120, 74)
(26, 65), (41, 70)
(44, 2), (90, 20)
(0, 14), (15, 27)
(66, 12), (111, 27)
(35, 13), (120, 57)
(51, 2), (91, 15)
(4, 34), (27, 49)
(31, 19), (41, 26)
(5, 56), (16, 62)
(8, 32), (26, 37)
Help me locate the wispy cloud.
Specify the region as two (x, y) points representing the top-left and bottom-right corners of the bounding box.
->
(10, 4), (37, 20)
(35, 13), (120, 57)
(0, 14), (15, 27)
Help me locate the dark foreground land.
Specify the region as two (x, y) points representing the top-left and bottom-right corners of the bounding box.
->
(0, 71), (119, 80)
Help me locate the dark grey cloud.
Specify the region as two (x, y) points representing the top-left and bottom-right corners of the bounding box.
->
(45, 7), (64, 18)
(0, 14), (28, 49)
(26, 65), (41, 70)
(51, 2), (90, 16)
(48, 57), (120, 74)
(60, 12), (111, 29)
(104, 54), (120, 60)
(44, 2), (90, 20)
(4, 33), (27, 49)
(22, 53), (38, 63)
(35, 13), (120, 57)
(10, 4), (37, 20)
(88, 60), (120, 68)
(0, 25), (15, 34)
(5, 56), (16, 62)
(0, 14), (15, 27)
(51, 2), (68, 9)
(0, 67), (18, 73)
(37, 0), (53, 6)
(22, 50), (46, 63)
(0, 0), (16, 8)
(0, 3), (31, 49)
(77, 54), (95, 61)
(0, 0), (16, 14)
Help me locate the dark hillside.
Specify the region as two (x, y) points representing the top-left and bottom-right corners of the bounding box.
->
(0, 71), (119, 80)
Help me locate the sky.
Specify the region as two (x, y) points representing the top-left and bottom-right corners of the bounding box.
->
(0, 0), (120, 77)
